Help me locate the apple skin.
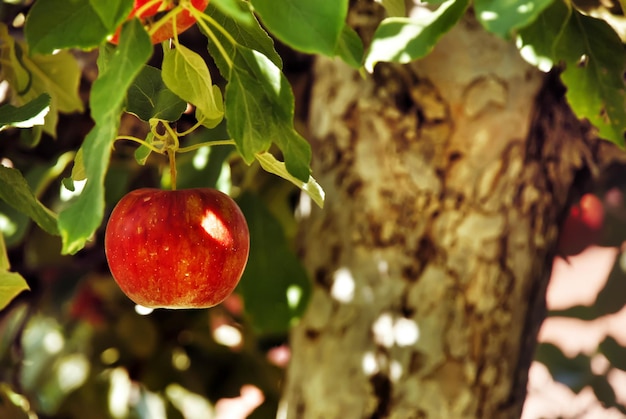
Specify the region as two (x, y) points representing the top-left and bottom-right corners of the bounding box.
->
(105, 188), (249, 309)
(557, 193), (604, 257)
(110, 0), (209, 45)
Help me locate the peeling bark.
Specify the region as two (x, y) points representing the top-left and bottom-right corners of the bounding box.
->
(280, 11), (623, 419)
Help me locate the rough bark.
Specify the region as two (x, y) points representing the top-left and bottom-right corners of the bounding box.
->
(280, 10), (620, 419)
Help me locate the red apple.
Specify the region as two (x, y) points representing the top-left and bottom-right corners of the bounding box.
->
(557, 193), (605, 257)
(110, 0), (209, 45)
(104, 188), (249, 309)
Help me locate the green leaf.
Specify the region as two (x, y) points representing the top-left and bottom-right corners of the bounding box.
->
(162, 44), (224, 128)
(0, 271), (29, 311)
(475, 0), (554, 39)
(334, 25), (364, 69)
(58, 20), (152, 255)
(205, 4), (313, 182)
(229, 48), (312, 181)
(250, 0), (347, 56)
(381, 0), (406, 17)
(126, 65), (187, 122)
(256, 152), (324, 208)
(211, 0), (256, 27)
(517, 0), (569, 72)
(89, 0), (133, 29)
(0, 166), (58, 236)
(0, 24), (31, 95)
(0, 24), (83, 136)
(204, 2), (282, 70)
(25, 0), (132, 54)
(555, 11), (626, 146)
(134, 132), (155, 165)
(0, 230), (10, 270)
(0, 230), (29, 310)
(520, 3), (626, 145)
(237, 192), (310, 334)
(0, 94), (50, 130)
(364, 0), (469, 72)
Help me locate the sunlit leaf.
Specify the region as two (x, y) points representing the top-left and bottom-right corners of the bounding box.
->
(0, 271), (29, 311)
(475, 0), (554, 39)
(255, 152), (324, 208)
(381, 0), (406, 17)
(211, 0), (256, 26)
(162, 44), (224, 128)
(0, 232), (30, 311)
(364, 0), (469, 72)
(250, 0), (347, 56)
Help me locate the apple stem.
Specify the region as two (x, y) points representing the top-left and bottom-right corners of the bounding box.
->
(168, 150), (177, 191)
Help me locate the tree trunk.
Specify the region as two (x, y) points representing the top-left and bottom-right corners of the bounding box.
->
(280, 10), (612, 419)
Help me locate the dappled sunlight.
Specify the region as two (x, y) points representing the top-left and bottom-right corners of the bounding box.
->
(43, 329), (64, 354)
(286, 285), (304, 310)
(171, 347), (191, 371)
(372, 312), (420, 348)
(56, 353), (89, 393)
(213, 323), (242, 348)
(331, 267), (355, 303)
(108, 367), (131, 419)
(166, 384), (214, 419)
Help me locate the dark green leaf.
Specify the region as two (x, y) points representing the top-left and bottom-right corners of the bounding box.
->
(0, 94), (50, 129)
(475, 0), (554, 39)
(205, 2), (282, 71)
(126, 65), (187, 122)
(237, 192), (310, 334)
(58, 20), (152, 254)
(25, 0), (132, 54)
(555, 11), (626, 146)
(517, 0), (569, 72)
(227, 48), (311, 181)
(334, 25), (364, 69)
(0, 166), (58, 236)
(364, 0), (469, 72)
(250, 0), (347, 56)
(205, 3), (314, 183)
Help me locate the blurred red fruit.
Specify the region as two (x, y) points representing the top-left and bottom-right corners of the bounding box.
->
(557, 193), (605, 257)
(110, 0), (209, 45)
